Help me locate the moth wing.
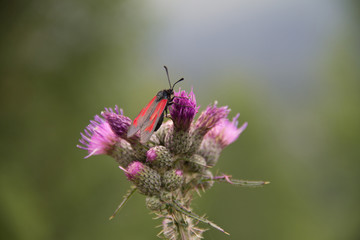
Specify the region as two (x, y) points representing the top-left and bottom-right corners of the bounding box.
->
(127, 96), (157, 138)
(139, 99), (168, 143)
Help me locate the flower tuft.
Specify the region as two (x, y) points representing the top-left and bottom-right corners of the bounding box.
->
(125, 161), (145, 181)
(205, 113), (248, 148)
(101, 106), (131, 139)
(195, 101), (230, 135)
(175, 169), (183, 176)
(77, 115), (117, 158)
(170, 88), (199, 131)
(104, 105), (123, 115)
(146, 148), (157, 162)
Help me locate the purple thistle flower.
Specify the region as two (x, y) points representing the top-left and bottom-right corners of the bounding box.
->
(104, 105), (123, 115)
(77, 114), (118, 158)
(124, 161), (145, 181)
(175, 169), (183, 176)
(146, 148), (157, 162)
(101, 106), (132, 139)
(205, 114), (248, 148)
(170, 88), (199, 131)
(195, 101), (230, 134)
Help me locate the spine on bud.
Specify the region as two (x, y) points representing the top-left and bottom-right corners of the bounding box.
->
(162, 214), (205, 240)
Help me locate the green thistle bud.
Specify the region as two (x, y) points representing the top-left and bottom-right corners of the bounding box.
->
(111, 139), (136, 168)
(185, 154), (207, 173)
(165, 127), (192, 155)
(154, 120), (173, 145)
(125, 161), (161, 196)
(146, 196), (163, 211)
(146, 146), (174, 172)
(160, 191), (173, 202)
(186, 132), (204, 157)
(197, 137), (222, 167)
(131, 142), (148, 161)
(162, 169), (184, 191)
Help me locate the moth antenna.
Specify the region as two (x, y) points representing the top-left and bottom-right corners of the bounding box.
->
(164, 66), (172, 88)
(164, 66), (184, 90)
(172, 78), (184, 90)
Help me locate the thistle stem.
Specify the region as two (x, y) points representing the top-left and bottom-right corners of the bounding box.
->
(174, 211), (191, 240)
(171, 200), (229, 235)
(109, 187), (137, 220)
(201, 174), (270, 187)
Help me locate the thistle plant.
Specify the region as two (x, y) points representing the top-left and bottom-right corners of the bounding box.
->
(77, 88), (268, 239)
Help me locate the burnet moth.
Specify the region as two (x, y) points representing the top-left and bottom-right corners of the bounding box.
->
(127, 66), (184, 143)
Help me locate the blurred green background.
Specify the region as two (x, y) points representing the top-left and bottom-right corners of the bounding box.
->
(1, 0), (359, 239)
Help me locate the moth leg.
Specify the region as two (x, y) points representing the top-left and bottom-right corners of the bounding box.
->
(164, 106), (174, 120)
(154, 113), (164, 132)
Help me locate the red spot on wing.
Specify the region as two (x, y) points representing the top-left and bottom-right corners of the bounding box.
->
(133, 96), (157, 127)
(144, 99), (167, 132)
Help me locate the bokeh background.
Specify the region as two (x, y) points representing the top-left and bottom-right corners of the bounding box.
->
(1, 0), (359, 239)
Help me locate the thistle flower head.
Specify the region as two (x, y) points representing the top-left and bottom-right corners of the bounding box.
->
(195, 101), (230, 134)
(77, 115), (117, 158)
(101, 106), (131, 139)
(125, 161), (145, 181)
(170, 88), (199, 131)
(205, 114), (248, 148)
(77, 85), (261, 239)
